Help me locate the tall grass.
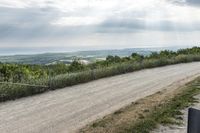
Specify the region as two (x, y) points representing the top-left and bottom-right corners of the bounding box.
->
(0, 84), (47, 102)
(49, 54), (200, 89)
(1, 54), (200, 102)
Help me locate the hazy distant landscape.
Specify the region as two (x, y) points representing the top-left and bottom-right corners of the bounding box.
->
(0, 47), (182, 65)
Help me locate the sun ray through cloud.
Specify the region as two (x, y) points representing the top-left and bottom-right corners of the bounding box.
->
(0, 0), (199, 53)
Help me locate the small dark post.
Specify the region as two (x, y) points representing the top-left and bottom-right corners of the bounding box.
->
(188, 108), (200, 133)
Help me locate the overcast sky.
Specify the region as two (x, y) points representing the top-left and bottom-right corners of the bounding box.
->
(0, 0), (200, 54)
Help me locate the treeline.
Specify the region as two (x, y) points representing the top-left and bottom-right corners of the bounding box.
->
(0, 46), (200, 102)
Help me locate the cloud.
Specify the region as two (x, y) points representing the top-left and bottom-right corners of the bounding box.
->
(170, 0), (200, 6)
(0, 6), (64, 40)
(186, 0), (200, 6)
(0, 0), (200, 50)
(52, 16), (105, 26)
(98, 18), (200, 33)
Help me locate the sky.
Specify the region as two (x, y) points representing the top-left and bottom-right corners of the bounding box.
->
(0, 0), (200, 54)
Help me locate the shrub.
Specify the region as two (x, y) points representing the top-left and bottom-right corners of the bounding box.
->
(0, 84), (47, 101)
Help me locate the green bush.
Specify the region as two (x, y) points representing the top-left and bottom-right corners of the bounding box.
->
(0, 84), (47, 101)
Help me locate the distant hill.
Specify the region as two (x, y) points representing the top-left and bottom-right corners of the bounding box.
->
(0, 47), (180, 65)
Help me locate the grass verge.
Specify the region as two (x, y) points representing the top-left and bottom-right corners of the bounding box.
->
(80, 77), (200, 133)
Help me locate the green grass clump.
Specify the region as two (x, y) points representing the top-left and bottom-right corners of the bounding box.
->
(121, 78), (200, 133)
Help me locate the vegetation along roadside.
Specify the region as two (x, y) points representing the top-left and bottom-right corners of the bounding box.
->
(0, 47), (200, 102)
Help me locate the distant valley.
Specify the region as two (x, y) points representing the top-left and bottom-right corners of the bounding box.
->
(0, 47), (181, 65)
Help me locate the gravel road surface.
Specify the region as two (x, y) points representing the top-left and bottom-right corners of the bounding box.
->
(1, 62), (200, 133)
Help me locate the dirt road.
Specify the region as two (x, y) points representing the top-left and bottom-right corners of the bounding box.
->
(1, 62), (200, 133)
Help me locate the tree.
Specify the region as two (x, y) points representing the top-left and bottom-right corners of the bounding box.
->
(106, 55), (121, 63)
(131, 53), (144, 61)
(159, 50), (176, 58)
(68, 59), (85, 72)
(149, 52), (159, 59)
